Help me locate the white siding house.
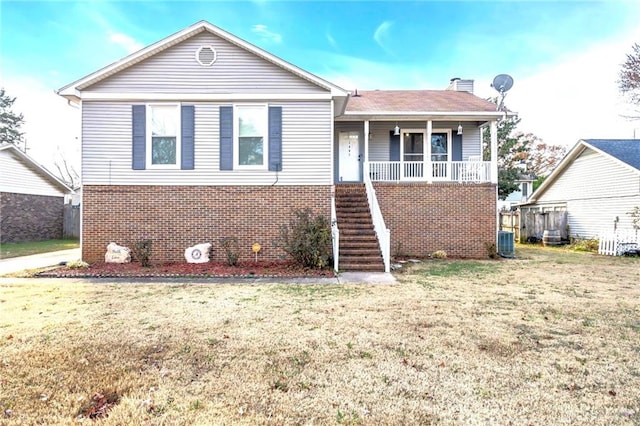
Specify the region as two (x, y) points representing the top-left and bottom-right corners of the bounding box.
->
(0, 144), (73, 242)
(521, 139), (640, 239)
(56, 20), (503, 266)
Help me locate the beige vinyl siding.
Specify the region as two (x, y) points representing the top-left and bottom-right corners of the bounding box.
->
(0, 150), (66, 197)
(535, 148), (640, 238)
(86, 32), (325, 94)
(81, 100), (332, 186)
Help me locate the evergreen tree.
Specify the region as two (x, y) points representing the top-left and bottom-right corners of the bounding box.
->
(0, 88), (25, 150)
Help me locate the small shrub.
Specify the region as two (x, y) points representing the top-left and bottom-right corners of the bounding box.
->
(431, 250), (447, 259)
(220, 237), (239, 266)
(275, 208), (332, 269)
(67, 260), (89, 269)
(570, 238), (599, 253)
(131, 239), (152, 267)
(485, 242), (498, 259)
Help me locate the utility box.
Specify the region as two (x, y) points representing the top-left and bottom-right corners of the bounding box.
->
(498, 231), (515, 258)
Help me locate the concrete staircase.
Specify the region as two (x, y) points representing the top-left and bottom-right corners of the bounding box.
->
(334, 184), (384, 272)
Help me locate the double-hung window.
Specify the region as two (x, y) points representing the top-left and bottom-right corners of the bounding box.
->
(234, 104), (268, 169)
(147, 104), (180, 168)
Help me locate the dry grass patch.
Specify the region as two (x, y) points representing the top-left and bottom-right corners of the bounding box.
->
(0, 246), (639, 424)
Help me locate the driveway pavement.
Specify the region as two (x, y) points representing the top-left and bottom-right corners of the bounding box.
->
(0, 248), (81, 275)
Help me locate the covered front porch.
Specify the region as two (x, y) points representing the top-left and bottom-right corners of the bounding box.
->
(334, 119), (499, 184)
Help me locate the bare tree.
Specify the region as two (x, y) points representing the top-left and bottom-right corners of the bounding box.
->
(618, 42), (640, 114)
(54, 146), (80, 189)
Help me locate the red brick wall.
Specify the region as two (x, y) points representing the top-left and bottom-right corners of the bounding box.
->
(373, 182), (497, 259)
(81, 185), (331, 263)
(1, 192), (64, 243)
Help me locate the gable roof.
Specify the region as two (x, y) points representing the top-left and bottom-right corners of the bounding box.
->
(583, 139), (640, 170)
(340, 89), (508, 121)
(524, 139), (640, 204)
(57, 20), (349, 102)
(0, 144), (74, 193)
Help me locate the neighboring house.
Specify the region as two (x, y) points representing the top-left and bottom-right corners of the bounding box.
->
(0, 144), (74, 243)
(499, 173), (536, 211)
(520, 139), (640, 239)
(57, 21), (504, 271)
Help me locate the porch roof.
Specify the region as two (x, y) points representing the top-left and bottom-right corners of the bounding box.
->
(339, 90), (506, 121)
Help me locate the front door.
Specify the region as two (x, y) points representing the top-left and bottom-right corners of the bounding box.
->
(401, 130), (425, 179)
(338, 131), (360, 181)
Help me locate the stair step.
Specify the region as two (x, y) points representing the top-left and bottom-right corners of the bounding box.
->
(340, 249), (382, 256)
(338, 221), (373, 228)
(340, 263), (385, 272)
(340, 231), (376, 238)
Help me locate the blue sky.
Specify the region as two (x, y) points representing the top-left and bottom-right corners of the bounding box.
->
(2, 0), (640, 173)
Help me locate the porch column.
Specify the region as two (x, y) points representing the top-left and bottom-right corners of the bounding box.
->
(363, 120), (369, 163)
(490, 120), (498, 184)
(426, 120), (433, 183)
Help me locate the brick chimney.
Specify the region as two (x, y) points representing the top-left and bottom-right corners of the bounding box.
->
(446, 77), (474, 94)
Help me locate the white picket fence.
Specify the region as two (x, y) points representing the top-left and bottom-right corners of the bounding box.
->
(598, 230), (639, 256)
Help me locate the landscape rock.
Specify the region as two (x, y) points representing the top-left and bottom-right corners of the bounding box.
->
(184, 243), (212, 263)
(105, 242), (131, 263)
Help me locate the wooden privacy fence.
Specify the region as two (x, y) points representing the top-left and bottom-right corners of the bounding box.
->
(598, 231), (639, 256)
(499, 210), (568, 243)
(63, 203), (80, 238)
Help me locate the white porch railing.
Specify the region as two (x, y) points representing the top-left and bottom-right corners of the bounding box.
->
(331, 190), (339, 272)
(598, 230), (639, 256)
(368, 161), (491, 182)
(363, 170), (391, 273)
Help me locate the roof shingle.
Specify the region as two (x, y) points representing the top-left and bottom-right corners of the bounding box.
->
(584, 139), (640, 171)
(345, 90), (498, 113)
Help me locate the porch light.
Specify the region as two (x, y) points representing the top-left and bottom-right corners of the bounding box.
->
(394, 124), (400, 136)
(457, 123), (463, 135)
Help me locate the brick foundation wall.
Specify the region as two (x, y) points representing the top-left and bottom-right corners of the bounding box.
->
(373, 182), (497, 259)
(1, 192), (64, 243)
(81, 185), (331, 263)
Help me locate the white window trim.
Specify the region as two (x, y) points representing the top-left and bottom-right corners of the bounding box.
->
(146, 103), (181, 169)
(233, 103), (269, 170)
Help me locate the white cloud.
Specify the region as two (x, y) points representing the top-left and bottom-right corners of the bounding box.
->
(4, 76), (80, 178)
(108, 32), (144, 54)
(373, 21), (394, 56)
(472, 30), (640, 148)
(326, 32), (337, 49)
(251, 24), (282, 44)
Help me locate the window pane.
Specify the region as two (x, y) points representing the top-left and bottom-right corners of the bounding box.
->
(238, 107), (265, 137)
(238, 136), (263, 165)
(152, 137), (177, 164)
(151, 105), (177, 137)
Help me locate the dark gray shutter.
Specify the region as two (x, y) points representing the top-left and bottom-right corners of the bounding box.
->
(219, 106), (233, 170)
(132, 105), (146, 170)
(452, 133), (462, 161)
(181, 105), (195, 170)
(389, 130), (400, 161)
(268, 106), (282, 171)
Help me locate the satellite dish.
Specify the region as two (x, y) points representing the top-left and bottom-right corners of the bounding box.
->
(491, 74), (514, 112)
(491, 74), (514, 94)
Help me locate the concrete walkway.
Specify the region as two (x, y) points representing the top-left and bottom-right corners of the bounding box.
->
(0, 248), (81, 275)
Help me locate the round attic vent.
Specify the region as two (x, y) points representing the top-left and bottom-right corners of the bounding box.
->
(195, 45), (217, 66)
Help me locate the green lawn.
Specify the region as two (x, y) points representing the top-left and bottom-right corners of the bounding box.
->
(0, 239), (79, 259)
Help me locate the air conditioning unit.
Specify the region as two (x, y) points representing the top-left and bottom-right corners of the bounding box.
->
(498, 231), (515, 258)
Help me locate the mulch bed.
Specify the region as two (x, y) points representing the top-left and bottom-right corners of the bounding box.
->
(39, 260), (335, 279)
